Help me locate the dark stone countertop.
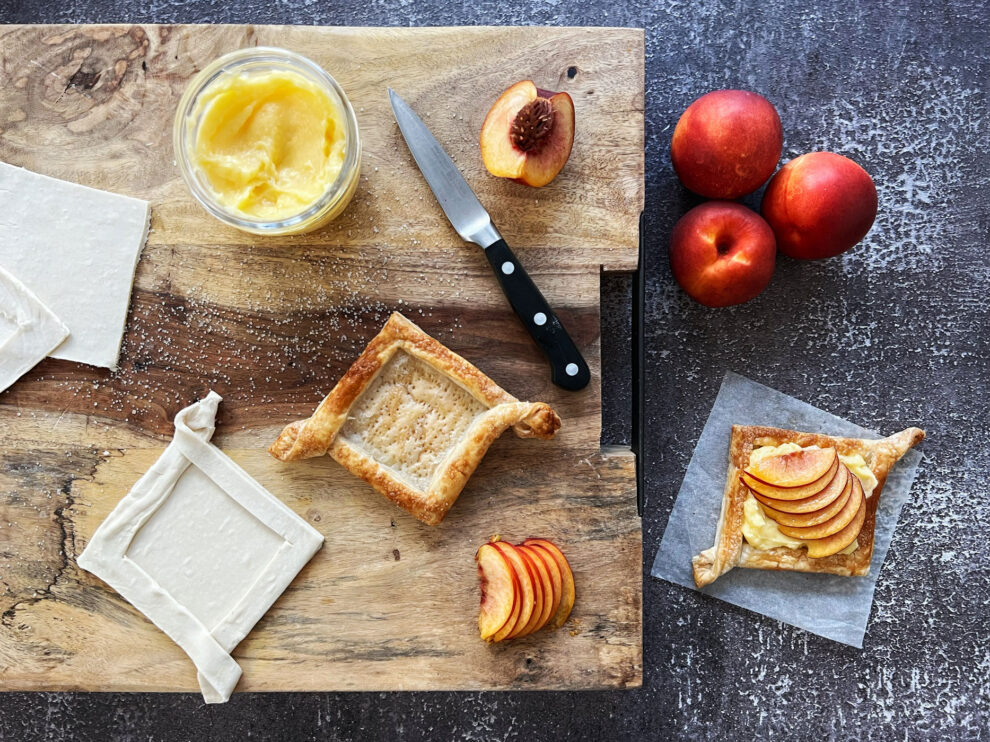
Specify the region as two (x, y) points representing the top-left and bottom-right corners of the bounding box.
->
(1, 1), (987, 740)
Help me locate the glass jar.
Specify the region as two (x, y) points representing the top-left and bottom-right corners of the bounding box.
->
(173, 47), (361, 235)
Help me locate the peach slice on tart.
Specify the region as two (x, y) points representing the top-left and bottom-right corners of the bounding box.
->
(747, 460), (848, 513)
(524, 539), (575, 630)
(744, 446), (838, 488)
(480, 80), (575, 188)
(491, 541), (536, 640)
(518, 544), (555, 635)
(805, 495), (867, 558)
(476, 543), (518, 641)
(757, 466), (853, 526)
(741, 454), (839, 501)
(776, 477), (865, 540)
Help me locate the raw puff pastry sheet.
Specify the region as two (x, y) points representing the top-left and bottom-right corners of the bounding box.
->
(0, 264), (69, 393)
(0, 161), (150, 369)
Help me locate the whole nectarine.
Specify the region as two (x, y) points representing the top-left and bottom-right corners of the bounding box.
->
(761, 151), (878, 259)
(671, 90), (783, 199)
(669, 202), (776, 307)
(480, 81), (575, 187)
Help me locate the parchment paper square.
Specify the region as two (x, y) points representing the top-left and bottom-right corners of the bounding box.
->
(650, 372), (923, 647)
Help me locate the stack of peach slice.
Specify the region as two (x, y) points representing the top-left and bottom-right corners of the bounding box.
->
(476, 538), (575, 642)
(741, 447), (867, 558)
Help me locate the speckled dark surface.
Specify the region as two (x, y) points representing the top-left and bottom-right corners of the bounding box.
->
(2, 1), (988, 740)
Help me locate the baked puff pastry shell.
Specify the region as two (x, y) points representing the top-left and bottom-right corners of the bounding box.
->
(270, 312), (560, 525)
(692, 425), (924, 588)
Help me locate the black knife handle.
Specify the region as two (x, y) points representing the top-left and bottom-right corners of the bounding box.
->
(483, 239), (591, 391)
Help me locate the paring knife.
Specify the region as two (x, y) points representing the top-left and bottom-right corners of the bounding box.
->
(388, 88), (591, 392)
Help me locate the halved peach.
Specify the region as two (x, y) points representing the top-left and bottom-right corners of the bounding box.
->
(745, 447), (837, 488)
(777, 477), (864, 540)
(476, 544), (518, 641)
(524, 539), (574, 630)
(518, 544), (555, 635)
(480, 80), (575, 187)
(513, 546), (547, 638)
(492, 542), (535, 640)
(805, 492), (866, 558)
(742, 455), (839, 501)
(757, 466), (853, 526)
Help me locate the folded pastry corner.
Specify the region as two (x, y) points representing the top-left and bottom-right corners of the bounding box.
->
(692, 424), (925, 589)
(270, 312), (561, 525)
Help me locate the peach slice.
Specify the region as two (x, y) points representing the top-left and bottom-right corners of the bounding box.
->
(492, 542), (536, 640)
(524, 539), (574, 630)
(518, 544), (555, 635)
(525, 543), (562, 627)
(480, 80), (575, 187)
(757, 466), (853, 526)
(748, 461), (848, 513)
(476, 544), (518, 641)
(490, 578), (522, 643)
(513, 546), (548, 638)
(745, 446), (838, 488)
(805, 492), (867, 558)
(776, 477), (864, 540)
(742, 455), (839, 501)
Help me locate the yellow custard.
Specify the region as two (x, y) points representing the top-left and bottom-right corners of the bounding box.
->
(742, 493), (804, 550)
(192, 70), (347, 221)
(839, 452), (877, 498)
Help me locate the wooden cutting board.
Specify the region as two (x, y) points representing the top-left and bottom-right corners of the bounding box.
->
(0, 24), (643, 692)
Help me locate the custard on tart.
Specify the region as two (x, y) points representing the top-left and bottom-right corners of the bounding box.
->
(692, 425), (924, 588)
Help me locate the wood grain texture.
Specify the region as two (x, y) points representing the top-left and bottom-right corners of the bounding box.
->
(0, 24), (643, 692)
(2, 447), (641, 692)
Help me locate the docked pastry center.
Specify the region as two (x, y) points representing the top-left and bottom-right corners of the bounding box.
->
(337, 351), (488, 491)
(740, 443), (873, 558)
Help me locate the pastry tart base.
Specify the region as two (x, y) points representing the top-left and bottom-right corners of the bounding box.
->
(692, 425), (925, 588)
(270, 312), (560, 525)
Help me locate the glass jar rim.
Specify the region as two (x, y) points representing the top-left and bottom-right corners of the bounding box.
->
(172, 46), (361, 234)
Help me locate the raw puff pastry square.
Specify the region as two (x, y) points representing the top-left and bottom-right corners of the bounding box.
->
(269, 312), (561, 525)
(78, 392), (324, 703)
(692, 425), (925, 588)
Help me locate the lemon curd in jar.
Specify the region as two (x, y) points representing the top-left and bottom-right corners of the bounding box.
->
(192, 69), (345, 221)
(175, 48), (360, 235)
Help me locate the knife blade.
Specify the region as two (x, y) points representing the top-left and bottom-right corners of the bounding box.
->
(388, 88), (590, 391)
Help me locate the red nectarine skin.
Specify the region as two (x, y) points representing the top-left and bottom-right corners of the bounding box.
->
(761, 151), (878, 259)
(669, 201), (777, 307)
(671, 90), (783, 199)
